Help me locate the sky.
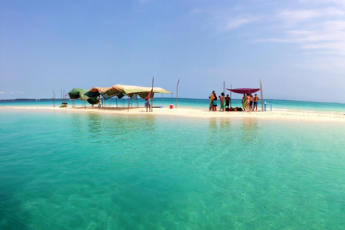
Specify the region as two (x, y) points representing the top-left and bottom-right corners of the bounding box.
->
(1, 0), (345, 103)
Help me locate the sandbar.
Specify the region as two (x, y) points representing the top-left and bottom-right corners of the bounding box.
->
(1, 106), (345, 123)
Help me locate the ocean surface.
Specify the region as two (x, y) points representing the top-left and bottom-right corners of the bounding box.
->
(1, 109), (345, 229)
(1, 97), (345, 113)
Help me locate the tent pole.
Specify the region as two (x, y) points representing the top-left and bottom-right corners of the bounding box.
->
(128, 96), (129, 112)
(260, 80), (264, 112)
(223, 81), (225, 96)
(230, 84), (232, 108)
(176, 79), (180, 109)
(151, 78), (154, 112)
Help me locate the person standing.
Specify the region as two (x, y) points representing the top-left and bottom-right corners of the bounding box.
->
(219, 93), (225, 111)
(246, 94), (251, 112)
(212, 91), (218, 111)
(242, 94), (246, 111)
(225, 94), (231, 109)
(209, 91), (215, 111)
(145, 89), (153, 112)
(249, 94), (254, 111)
(253, 94), (260, 111)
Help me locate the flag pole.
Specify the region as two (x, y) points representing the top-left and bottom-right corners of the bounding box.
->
(260, 80), (264, 112)
(223, 81), (225, 95)
(176, 79), (180, 109)
(151, 77), (154, 112)
(230, 84), (232, 108)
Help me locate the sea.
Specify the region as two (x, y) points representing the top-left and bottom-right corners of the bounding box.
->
(1, 99), (345, 229)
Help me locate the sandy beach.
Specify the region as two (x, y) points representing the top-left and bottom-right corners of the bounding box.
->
(1, 106), (345, 122)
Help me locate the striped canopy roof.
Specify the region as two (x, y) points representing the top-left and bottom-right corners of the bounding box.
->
(84, 87), (110, 97)
(103, 84), (171, 99)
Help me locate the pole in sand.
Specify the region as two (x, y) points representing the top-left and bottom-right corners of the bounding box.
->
(260, 80), (264, 112)
(230, 84), (232, 108)
(176, 79), (180, 109)
(150, 77), (154, 112)
(223, 81), (225, 96)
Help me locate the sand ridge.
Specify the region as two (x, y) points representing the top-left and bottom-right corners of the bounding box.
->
(1, 106), (345, 122)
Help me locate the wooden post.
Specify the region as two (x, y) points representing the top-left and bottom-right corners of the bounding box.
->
(176, 79), (180, 109)
(223, 81), (225, 96)
(150, 78), (154, 112)
(260, 80), (264, 112)
(230, 84), (232, 108)
(103, 96), (105, 110)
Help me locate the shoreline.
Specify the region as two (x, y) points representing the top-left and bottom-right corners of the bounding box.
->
(1, 106), (345, 122)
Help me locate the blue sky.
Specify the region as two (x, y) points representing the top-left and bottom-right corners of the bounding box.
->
(1, 0), (345, 102)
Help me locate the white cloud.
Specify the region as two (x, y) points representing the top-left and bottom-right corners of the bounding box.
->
(257, 1), (345, 57)
(278, 9), (320, 21)
(221, 15), (262, 31)
(0, 91), (4, 94)
(258, 20), (345, 55)
(278, 8), (345, 23)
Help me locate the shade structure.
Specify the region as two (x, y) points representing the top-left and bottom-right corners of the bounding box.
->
(68, 88), (90, 101)
(84, 87), (110, 98)
(103, 84), (172, 99)
(227, 88), (261, 94)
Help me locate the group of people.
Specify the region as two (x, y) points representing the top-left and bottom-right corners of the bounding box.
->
(209, 91), (231, 111)
(209, 91), (260, 112)
(242, 94), (260, 111)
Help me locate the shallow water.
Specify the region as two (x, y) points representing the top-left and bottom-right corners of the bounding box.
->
(1, 110), (345, 229)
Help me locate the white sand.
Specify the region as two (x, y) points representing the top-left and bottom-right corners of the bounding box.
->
(1, 106), (345, 122)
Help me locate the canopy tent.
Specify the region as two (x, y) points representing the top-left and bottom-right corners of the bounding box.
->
(103, 84), (172, 99)
(84, 87), (110, 97)
(227, 88), (261, 94)
(68, 88), (90, 101)
(227, 84), (264, 112)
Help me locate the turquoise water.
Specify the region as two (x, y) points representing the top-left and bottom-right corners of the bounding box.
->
(1, 109), (345, 229)
(1, 98), (345, 113)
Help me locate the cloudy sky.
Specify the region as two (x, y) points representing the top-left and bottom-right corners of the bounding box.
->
(1, 0), (345, 102)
